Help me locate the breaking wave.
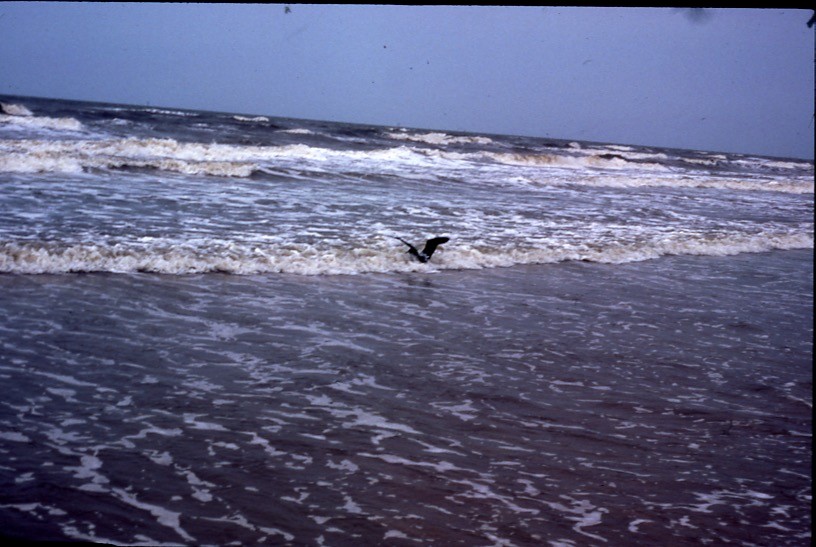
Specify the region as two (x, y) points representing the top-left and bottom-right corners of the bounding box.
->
(484, 150), (668, 171)
(0, 138), (294, 177)
(518, 173), (814, 194)
(234, 115), (271, 123)
(386, 130), (494, 146)
(1, 135), (810, 194)
(1, 102), (85, 132)
(1, 102), (34, 116)
(2, 231), (811, 276)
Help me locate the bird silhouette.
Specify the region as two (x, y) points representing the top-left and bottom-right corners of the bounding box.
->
(395, 236), (449, 263)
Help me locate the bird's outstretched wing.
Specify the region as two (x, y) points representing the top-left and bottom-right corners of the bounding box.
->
(421, 237), (449, 259)
(395, 237), (420, 258)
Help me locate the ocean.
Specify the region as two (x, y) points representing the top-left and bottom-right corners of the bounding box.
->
(0, 95), (812, 545)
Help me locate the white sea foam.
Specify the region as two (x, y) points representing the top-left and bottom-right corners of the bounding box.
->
(428, 149), (811, 193)
(1, 135), (810, 194)
(0, 138), (260, 177)
(0, 112), (84, 132)
(528, 173), (814, 194)
(1, 102), (86, 134)
(485, 150), (669, 172)
(1, 98), (811, 546)
(278, 128), (314, 135)
(543, 497), (608, 542)
(359, 452), (461, 473)
(384, 530), (410, 540)
(0, 230), (811, 275)
(344, 409), (421, 434)
(0, 138), (419, 178)
(387, 130), (493, 146)
(142, 107), (199, 117)
(111, 487), (194, 542)
(1, 102), (34, 116)
(0, 430), (31, 442)
(183, 413), (228, 431)
(628, 518), (653, 533)
(234, 115), (270, 123)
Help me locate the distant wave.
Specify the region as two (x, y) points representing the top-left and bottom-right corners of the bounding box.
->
(234, 115), (271, 123)
(386, 130), (493, 146)
(0, 138), (258, 177)
(433, 150), (814, 193)
(0, 137), (425, 178)
(1, 102), (84, 132)
(2, 231), (811, 275)
(1, 134), (811, 193)
(517, 173), (814, 194)
(1, 102), (34, 116)
(483, 150), (670, 171)
(277, 128), (315, 135)
(141, 107), (200, 117)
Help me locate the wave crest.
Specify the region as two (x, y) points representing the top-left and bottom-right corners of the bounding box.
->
(1, 102), (34, 116)
(1, 103), (84, 132)
(387, 131), (493, 146)
(0, 138), (261, 177)
(2, 231), (811, 276)
(1, 113), (84, 132)
(0, 134), (810, 193)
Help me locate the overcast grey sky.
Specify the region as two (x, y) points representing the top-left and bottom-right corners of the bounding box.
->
(1, 4), (813, 159)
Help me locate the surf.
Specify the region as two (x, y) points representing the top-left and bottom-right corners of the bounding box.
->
(2, 230), (811, 276)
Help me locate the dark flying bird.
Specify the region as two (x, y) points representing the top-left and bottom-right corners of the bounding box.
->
(395, 236), (450, 263)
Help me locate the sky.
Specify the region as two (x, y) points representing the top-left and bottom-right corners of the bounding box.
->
(1, 4), (813, 159)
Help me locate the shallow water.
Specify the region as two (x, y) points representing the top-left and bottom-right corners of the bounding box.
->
(1, 250), (811, 545)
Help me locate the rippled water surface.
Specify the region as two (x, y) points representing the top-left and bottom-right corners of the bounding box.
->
(1, 250), (811, 545)
(1, 95), (812, 275)
(1, 96), (812, 545)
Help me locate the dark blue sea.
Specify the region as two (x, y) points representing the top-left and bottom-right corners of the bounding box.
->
(1, 96), (812, 545)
